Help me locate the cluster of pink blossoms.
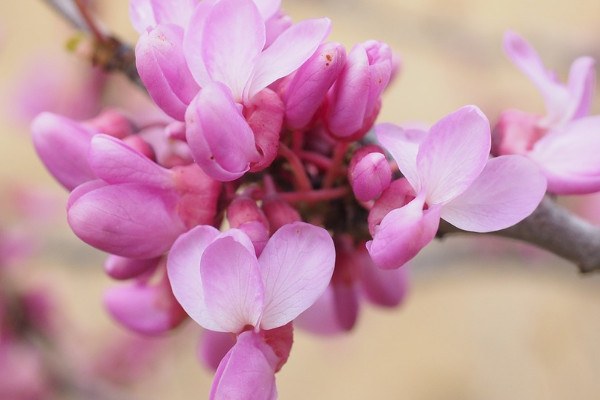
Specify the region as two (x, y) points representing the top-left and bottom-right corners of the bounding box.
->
(30, 0), (600, 398)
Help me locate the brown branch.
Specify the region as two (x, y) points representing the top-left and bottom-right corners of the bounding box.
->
(40, 0), (145, 89)
(438, 196), (600, 273)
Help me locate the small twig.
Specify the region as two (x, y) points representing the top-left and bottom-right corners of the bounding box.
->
(438, 196), (600, 273)
(40, 0), (145, 89)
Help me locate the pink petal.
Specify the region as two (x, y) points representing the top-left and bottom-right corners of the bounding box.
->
(31, 112), (96, 190)
(252, 0), (281, 20)
(348, 148), (392, 202)
(129, 0), (196, 33)
(357, 245), (410, 307)
(104, 275), (187, 335)
(566, 56), (596, 120)
(441, 155), (546, 232)
(185, 82), (260, 181)
(264, 9), (292, 47)
(284, 42), (346, 130)
(326, 44), (370, 139)
(417, 105), (491, 205)
(210, 331), (277, 400)
(503, 30), (569, 127)
(529, 116), (600, 194)
(182, 0), (218, 87)
(198, 330), (236, 371)
(294, 284), (354, 335)
(89, 134), (173, 188)
(200, 235), (265, 333)
(103, 255), (160, 280)
(135, 23), (200, 120)
(375, 123), (426, 192)
(167, 225), (220, 330)
(367, 195), (441, 269)
(67, 183), (185, 258)
(247, 17), (331, 99)
(367, 178), (416, 236)
(202, 0), (265, 100)
(257, 222), (335, 329)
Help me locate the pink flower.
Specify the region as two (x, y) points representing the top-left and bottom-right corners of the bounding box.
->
(369, 105), (547, 269)
(494, 31), (600, 194)
(67, 134), (221, 258)
(167, 222), (335, 398)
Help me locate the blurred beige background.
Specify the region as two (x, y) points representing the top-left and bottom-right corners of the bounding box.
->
(2, 0), (600, 399)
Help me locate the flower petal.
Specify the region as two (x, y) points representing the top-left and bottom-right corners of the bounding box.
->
(67, 183), (185, 258)
(357, 245), (410, 307)
(89, 134), (173, 188)
(135, 23), (199, 120)
(129, 0), (196, 32)
(167, 225), (220, 330)
(367, 195), (441, 269)
(529, 116), (600, 194)
(441, 155), (546, 232)
(210, 331), (277, 400)
(31, 112), (96, 190)
(375, 123), (426, 192)
(257, 222), (335, 329)
(202, 0), (265, 100)
(185, 82), (260, 181)
(566, 56), (595, 120)
(247, 17), (332, 99)
(103, 255), (160, 280)
(417, 105), (491, 205)
(200, 235), (265, 333)
(198, 330), (236, 371)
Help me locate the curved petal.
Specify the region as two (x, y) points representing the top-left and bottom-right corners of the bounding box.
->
(135, 23), (199, 120)
(167, 225), (221, 331)
(257, 222), (335, 330)
(417, 105), (491, 205)
(103, 276), (187, 335)
(441, 155), (546, 232)
(294, 285), (352, 335)
(201, 236), (264, 333)
(182, 0), (219, 87)
(375, 123), (426, 191)
(503, 30), (568, 127)
(247, 17), (331, 99)
(252, 0), (281, 20)
(129, 0), (196, 32)
(67, 183), (185, 258)
(89, 134), (173, 188)
(367, 195), (441, 269)
(185, 82), (260, 181)
(529, 116), (600, 194)
(103, 255), (160, 280)
(210, 331), (277, 400)
(202, 0), (265, 100)
(198, 330), (236, 371)
(284, 42), (346, 130)
(31, 112), (96, 190)
(566, 56), (596, 120)
(357, 246), (410, 307)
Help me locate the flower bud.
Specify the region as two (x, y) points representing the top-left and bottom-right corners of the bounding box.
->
(348, 145), (391, 201)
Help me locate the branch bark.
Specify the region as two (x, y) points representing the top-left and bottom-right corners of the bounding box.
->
(40, 0), (144, 89)
(438, 196), (600, 273)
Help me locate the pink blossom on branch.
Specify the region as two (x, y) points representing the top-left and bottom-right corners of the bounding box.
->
(369, 105), (547, 269)
(494, 30), (600, 194)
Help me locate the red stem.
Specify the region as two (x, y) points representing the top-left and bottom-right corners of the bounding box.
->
(322, 142), (349, 189)
(280, 187), (349, 204)
(278, 143), (312, 192)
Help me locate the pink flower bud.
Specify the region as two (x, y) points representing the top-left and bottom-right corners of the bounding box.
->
(326, 40), (393, 140)
(103, 268), (187, 335)
(227, 195), (270, 255)
(348, 145), (392, 201)
(136, 23), (200, 121)
(261, 196), (301, 234)
(492, 109), (545, 156)
(31, 112), (97, 190)
(103, 255), (160, 280)
(284, 42), (346, 130)
(83, 109), (134, 139)
(245, 88), (284, 172)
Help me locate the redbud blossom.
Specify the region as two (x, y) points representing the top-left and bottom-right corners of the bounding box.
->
(348, 145), (392, 202)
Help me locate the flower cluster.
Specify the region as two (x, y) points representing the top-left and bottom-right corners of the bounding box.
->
(30, 0), (600, 398)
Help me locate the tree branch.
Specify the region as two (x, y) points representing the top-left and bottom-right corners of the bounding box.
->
(40, 0), (144, 89)
(438, 196), (600, 273)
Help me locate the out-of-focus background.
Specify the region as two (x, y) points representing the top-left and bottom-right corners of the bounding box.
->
(2, 0), (600, 399)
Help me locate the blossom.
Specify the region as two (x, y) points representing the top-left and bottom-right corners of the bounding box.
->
(493, 30), (600, 194)
(369, 105), (547, 269)
(167, 222), (335, 398)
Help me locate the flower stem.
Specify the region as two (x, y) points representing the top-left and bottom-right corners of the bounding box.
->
(280, 187), (349, 204)
(278, 143), (312, 192)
